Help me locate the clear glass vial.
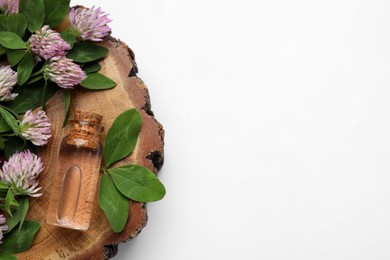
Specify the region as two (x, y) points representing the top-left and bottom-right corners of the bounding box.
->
(46, 110), (104, 230)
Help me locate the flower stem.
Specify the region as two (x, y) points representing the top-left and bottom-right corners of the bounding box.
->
(0, 133), (17, 137)
(41, 79), (48, 109)
(30, 69), (43, 78)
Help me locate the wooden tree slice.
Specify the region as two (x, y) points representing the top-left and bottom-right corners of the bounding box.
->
(16, 38), (164, 259)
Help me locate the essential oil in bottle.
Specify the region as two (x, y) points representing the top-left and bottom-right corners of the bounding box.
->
(46, 110), (104, 230)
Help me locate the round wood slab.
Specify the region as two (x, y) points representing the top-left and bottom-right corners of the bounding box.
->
(16, 38), (165, 259)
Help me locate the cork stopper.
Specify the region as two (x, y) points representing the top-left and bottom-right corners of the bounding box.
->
(67, 110), (103, 149)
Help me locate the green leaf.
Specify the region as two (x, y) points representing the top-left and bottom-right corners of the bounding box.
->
(80, 72), (117, 90)
(6, 81), (57, 114)
(5, 14), (28, 37)
(60, 31), (76, 48)
(4, 137), (27, 159)
(0, 181), (8, 189)
(83, 62), (101, 74)
(0, 14), (27, 37)
(0, 32), (26, 49)
(17, 52), (34, 85)
(0, 221), (40, 253)
(0, 46), (6, 57)
(0, 251), (17, 260)
(110, 165), (166, 202)
(5, 197), (29, 233)
(5, 212), (19, 234)
(67, 42), (108, 63)
(6, 49), (27, 66)
(62, 89), (71, 127)
(99, 172), (129, 233)
(43, 0), (70, 28)
(103, 109), (142, 168)
(0, 106), (19, 135)
(19, 0), (45, 32)
(18, 197), (29, 231)
(0, 136), (5, 150)
(0, 118), (11, 133)
(4, 93), (34, 114)
(5, 190), (19, 217)
(0, 15), (7, 31)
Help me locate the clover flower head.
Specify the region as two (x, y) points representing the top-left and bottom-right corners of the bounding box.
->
(69, 6), (112, 42)
(29, 25), (71, 60)
(43, 57), (86, 89)
(0, 0), (18, 15)
(20, 110), (52, 146)
(0, 214), (7, 244)
(0, 150), (44, 197)
(0, 65), (18, 102)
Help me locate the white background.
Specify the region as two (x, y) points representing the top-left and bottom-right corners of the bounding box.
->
(75, 1), (390, 259)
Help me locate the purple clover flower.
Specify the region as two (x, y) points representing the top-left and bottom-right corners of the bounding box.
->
(0, 65), (18, 102)
(43, 57), (86, 89)
(0, 214), (7, 244)
(69, 6), (112, 42)
(0, 150), (44, 197)
(29, 25), (71, 60)
(19, 110), (52, 146)
(0, 0), (18, 15)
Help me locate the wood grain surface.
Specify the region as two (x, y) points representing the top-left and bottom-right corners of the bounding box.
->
(16, 38), (164, 259)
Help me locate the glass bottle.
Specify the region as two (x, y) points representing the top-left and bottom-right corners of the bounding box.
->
(46, 110), (104, 230)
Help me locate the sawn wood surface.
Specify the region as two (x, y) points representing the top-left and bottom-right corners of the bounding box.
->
(16, 38), (165, 260)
